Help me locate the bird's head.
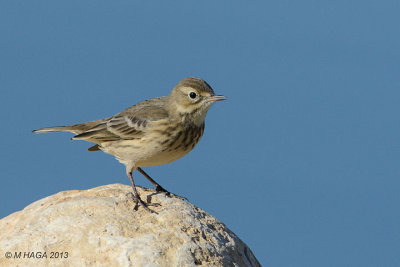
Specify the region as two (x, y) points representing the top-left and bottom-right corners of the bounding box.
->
(168, 77), (226, 126)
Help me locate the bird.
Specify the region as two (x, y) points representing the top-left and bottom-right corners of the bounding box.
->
(33, 77), (226, 212)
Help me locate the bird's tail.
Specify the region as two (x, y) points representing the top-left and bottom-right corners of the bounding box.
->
(33, 125), (83, 135)
(33, 119), (108, 135)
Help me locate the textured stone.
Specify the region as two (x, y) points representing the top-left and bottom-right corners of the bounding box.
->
(0, 184), (260, 267)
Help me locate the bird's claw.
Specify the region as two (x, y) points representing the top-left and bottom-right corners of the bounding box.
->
(128, 192), (159, 213)
(155, 185), (171, 196)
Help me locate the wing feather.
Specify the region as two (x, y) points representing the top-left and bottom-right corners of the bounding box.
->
(71, 97), (169, 143)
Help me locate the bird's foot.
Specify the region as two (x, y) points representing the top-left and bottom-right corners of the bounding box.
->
(154, 185), (186, 200)
(128, 192), (159, 213)
(154, 187), (187, 201)
(155, 185), (171, 196)
(171, 194), (188, 201)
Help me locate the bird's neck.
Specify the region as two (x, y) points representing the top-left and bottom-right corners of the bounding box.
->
(166, 99), (209, 127)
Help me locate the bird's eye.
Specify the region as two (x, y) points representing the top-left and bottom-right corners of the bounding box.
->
(189, 92), (197, 99)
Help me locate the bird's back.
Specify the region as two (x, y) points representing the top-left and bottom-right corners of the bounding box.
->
(118, 97), (169, 121)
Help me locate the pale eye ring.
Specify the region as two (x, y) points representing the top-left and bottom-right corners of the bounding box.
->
(189, 92), (197, 99)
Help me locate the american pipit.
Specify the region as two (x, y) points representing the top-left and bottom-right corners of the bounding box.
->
(33, 77), (226, 212)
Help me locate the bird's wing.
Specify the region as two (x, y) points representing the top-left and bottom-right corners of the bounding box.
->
(72, 97), (169, 143)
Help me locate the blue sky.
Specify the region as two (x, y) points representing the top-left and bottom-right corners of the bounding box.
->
(1, 1), (400, 266)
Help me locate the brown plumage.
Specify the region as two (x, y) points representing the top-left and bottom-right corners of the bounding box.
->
(33, 77), (226, 212)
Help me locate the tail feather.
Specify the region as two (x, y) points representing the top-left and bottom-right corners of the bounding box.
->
(33, 126), (82, 134)
(33, 118), (109, 135)
(88, 144), (101, 151)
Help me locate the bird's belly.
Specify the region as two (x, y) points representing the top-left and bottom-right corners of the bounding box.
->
(100, 122), (205, 167)
(137, 147), (192, 167)
(100, 138), (197, 167)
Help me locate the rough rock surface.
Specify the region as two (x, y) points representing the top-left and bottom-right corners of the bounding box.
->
(0, 184), (260, 267)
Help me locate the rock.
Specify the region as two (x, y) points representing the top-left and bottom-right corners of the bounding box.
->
(0, 184), (260, 267)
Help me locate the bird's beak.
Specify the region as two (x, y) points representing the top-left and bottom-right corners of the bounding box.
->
(208, 95), (227, 102)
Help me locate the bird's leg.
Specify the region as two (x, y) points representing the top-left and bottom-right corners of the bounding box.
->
(137, 167), (170, 196)
(127, 169), (155, 213)
(137, 167), (188, 201)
